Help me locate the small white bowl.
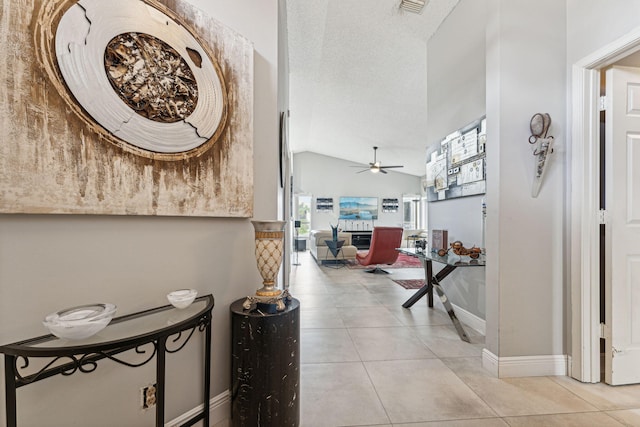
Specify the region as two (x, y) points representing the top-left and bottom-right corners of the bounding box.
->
(167, 289), (197, 309)
(43, 303), (117, 340)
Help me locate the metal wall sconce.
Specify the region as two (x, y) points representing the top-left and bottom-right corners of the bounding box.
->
(529, 113), (554, 197)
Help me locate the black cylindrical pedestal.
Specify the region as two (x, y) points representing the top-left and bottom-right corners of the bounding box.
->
(230, 298), (300, 427)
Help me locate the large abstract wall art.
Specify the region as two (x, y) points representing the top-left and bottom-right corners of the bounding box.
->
(425, 117), (486, 202)
(0, 0), (254, 217)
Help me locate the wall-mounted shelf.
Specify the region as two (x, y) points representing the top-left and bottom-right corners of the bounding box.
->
(0, 295), (214, 427)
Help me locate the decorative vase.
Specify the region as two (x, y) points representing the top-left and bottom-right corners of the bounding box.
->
(251, 220), (287, 297)
(330, 224), (338, 242)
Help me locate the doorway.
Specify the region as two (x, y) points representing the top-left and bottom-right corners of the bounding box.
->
(402, 194), (424, 230)
(294, 194), (312, 241)
(571, 31), (640, 384)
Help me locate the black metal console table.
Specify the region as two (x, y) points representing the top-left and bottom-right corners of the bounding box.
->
(398, 248), (484, 342)
(0, 294), (214, 427)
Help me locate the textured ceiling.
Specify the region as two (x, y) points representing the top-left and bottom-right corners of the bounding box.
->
(286, 0), (459, 176)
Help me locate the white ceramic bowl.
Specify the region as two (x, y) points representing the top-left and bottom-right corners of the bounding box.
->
(43, 303), (117, 340)
(167, 289), (197, 309)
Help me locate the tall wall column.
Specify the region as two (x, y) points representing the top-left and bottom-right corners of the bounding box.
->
(484, 0), (567, 372)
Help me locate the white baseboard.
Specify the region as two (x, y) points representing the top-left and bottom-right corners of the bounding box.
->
(451, 303), (486, 335)
(482, 348), (568, 378)
(433, 299), (486, 335)
(482, 348), (499, 376)
(165, 390), (230, 427)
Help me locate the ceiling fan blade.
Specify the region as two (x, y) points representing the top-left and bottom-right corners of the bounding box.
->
(349, 146), (404, 174)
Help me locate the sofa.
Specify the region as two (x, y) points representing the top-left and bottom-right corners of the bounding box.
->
(309, 230), (358, 264)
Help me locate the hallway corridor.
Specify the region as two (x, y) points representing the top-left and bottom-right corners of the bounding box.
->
(290, 251), (640, 426)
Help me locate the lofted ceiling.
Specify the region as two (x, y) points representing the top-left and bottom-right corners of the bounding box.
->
(285, 0), (460, 176)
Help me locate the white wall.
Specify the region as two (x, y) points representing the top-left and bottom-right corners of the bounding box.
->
(293, 152), (421, 231)
(565, 0), (640, 379)
(426, 0), (487, 319)
(427, 0), (487, 147)
(428, 0), (567, 358)
(278, 0), (292, 286)
(426, 0), (486, 247)
(567, 0), (640, 65)
(187, 0), (281, 216)
(484, 0), (567, 358)
(0, 0), (280, 425)
(426, 0), (640, 369)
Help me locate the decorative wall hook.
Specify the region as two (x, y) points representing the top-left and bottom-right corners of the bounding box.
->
(529, 113), (554, 197)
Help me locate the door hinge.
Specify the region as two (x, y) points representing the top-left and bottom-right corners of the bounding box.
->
(600, 322), (611, 339)
(597, 210), (608, 225)
(599, 96), (607, 112)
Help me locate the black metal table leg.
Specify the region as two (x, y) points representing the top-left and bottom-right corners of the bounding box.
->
(403, 262), (457, 308)
(156, 336), (167, 427)
(402, 258), (433, 308)
(203, 316), (212, 427)
(5, 355), (16, 427)
(402, 282), (431, 308)
(426, 258), (434, 307)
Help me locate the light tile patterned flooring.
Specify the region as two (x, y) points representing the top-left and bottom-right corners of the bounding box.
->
(290, 251), (640, 427)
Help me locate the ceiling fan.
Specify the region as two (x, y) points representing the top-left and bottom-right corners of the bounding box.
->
(351, 146), (404, 174)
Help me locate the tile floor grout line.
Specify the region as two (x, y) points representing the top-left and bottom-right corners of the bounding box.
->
(500, 409), (626, 425)
(292, 250), (640, 426)
(359, 359), (394, 426)
(344, 325), (366, 366)
(437, 356), (505, 421)
(546, 374), (620, 412)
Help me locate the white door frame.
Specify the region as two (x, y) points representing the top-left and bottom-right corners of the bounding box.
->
(571, 27), (640, 383)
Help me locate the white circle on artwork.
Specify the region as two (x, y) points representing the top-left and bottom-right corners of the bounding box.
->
(55, 0), (226, 154)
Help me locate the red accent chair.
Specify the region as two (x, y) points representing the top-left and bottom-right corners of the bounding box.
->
(356, 227), (403, 274)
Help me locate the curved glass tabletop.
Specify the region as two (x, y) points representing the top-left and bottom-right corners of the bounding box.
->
(0, 295), (213, 356)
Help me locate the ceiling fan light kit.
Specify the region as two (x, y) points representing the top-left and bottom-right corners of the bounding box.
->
(351, 146), (404, 174)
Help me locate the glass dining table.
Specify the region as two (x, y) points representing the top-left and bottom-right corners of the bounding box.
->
(397, 247), (485, 342)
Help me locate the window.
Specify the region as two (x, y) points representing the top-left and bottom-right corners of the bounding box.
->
(403, 195), (422, 229)
(295, 195), (312, 237)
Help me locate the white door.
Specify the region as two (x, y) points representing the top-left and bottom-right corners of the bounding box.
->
(605, 65), (640, 385)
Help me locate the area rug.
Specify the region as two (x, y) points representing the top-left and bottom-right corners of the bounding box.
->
(347, 253), (422, 269)
(392, 279), (425, 289)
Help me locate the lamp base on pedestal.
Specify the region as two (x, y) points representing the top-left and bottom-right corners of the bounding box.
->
(243, 289), (291, 311)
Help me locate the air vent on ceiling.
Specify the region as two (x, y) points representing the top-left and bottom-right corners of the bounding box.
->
(400, 0), (426, 14)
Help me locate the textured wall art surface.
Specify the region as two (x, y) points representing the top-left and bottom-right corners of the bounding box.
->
(0, 0), (254, 217)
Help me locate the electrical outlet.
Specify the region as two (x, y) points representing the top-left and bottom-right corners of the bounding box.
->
(141, 384), (157, 409)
